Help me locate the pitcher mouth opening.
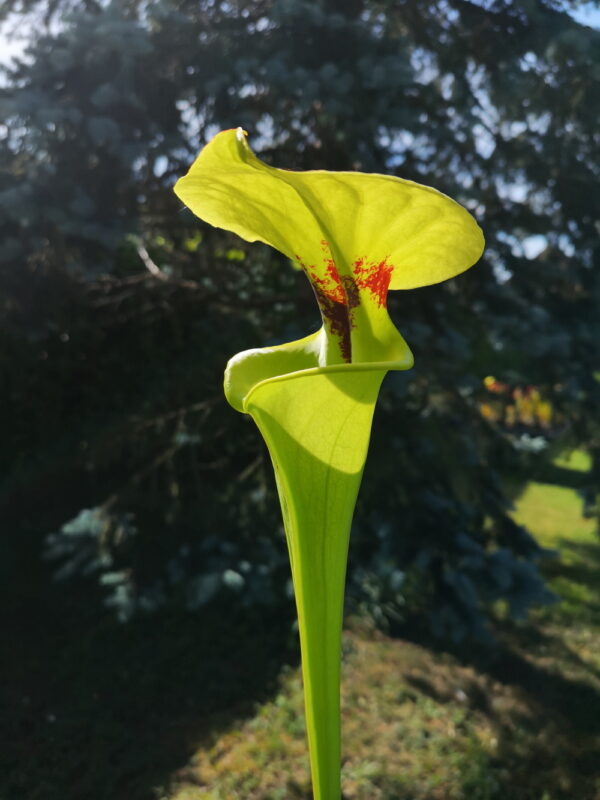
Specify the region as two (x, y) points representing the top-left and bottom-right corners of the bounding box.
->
(241, 353), (414, 413)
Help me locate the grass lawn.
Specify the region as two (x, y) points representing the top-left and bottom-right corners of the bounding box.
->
(2, 453), (598, 800)
(163, 456), (600, 800)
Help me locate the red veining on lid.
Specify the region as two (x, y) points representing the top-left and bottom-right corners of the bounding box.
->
(352, 256), (393, 308)
(295, 243), (356, 362)
(296, 243), (394, 362)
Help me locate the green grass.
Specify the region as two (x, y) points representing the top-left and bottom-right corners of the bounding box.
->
(511, 479), (598, 636)
(512, 481), (595, 546)
(162, 453), (600, 800)
(552, 449), (592, 473)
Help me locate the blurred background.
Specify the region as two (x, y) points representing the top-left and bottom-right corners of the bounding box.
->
(1, 1), (599, 798)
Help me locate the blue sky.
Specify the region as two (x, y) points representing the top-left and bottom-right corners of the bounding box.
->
(570, 1), (600, 27)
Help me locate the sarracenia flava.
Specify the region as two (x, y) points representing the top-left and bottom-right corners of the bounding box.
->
(174, 128), (484, 800)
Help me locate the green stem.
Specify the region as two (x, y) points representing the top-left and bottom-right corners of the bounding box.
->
(246, 369), (386, 799)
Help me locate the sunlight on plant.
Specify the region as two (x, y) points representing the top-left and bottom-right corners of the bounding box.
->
(174, 128), (484, 800)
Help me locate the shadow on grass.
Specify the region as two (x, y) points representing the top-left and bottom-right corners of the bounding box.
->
(0, 546), (296, 800)
(543, 539), (600, 586)
(400, 536), (600, 799)
(532, 461), (592, 491)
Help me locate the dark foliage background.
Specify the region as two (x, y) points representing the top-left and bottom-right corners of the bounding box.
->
(1, 0), (598, 642)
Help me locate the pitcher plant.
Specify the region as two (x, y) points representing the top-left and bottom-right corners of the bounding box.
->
(174, 128), (484, 800)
